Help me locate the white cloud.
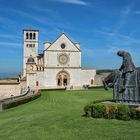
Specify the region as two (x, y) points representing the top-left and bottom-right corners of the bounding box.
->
(121, 6), (131, 17)
(0, 34), (16, 39)
(134, 11), (140, 15)
(55, 0), (89, 6)
(107, 46), (129, 54)
(0, 42), (21, 47)
(106, 46), (140, 61)
(82, 48), (95, 57)
(114, 2), (135, 32)
(0, 16), (16, 28)
(97, 30), (140, 44)
(9, 8), (73, 35)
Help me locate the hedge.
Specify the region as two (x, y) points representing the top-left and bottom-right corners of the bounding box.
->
(3, 91), (41, 110)
(84, 101), (140, 121)
(41, 88), (65, 91)
(88, 86), (104, 89)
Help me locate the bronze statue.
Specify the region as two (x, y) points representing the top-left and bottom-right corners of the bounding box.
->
(117, 51), (135, 92)
(103, 51), (140, 103)
(118, 51), (135, 73)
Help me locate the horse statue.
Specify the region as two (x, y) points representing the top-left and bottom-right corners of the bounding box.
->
(103, 51), (140, 103)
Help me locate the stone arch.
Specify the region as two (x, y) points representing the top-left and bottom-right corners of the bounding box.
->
(56, 71), (70, 87)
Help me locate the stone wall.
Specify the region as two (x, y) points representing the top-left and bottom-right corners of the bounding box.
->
(0, 84), (21, 100)
(95, 72), (111, 86)
(45, 51), (81, 68)
(27, 68), (96, 89)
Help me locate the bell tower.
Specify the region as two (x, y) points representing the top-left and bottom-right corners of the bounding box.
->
(23, 29), (39, 76)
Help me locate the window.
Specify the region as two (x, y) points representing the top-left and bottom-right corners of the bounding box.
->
(30, 33), (32, 39)
(36, 81), (39, 86)
(26, 33), (29, 39)
(61, 43), (66, 49)
(26, 44), (35, 48)
(33, 33), (36, 39)
(91, 79), (94, 85)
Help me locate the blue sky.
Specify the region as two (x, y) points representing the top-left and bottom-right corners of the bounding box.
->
(0, 0), (140, 73)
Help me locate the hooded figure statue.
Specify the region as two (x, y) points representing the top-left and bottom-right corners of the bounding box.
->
(103, 51), (140, 102)
(117, 50), (135, 92)
(117, 51), (135, 73)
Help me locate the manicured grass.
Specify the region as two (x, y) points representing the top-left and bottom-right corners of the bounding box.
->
(0, 88), (140, 140)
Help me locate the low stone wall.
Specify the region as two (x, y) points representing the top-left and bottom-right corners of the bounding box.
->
(95, 73), (111, 86)
(1, 89), (40, 111)
(0, 84), (21, 100)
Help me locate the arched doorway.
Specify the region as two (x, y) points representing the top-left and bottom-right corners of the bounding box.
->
(56, 71), (70, 87)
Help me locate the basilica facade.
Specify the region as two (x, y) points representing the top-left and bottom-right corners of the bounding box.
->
(23, 29), (96, 89)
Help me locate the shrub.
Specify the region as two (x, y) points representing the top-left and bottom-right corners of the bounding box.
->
(88, 86), (103, 89)
(105, 104), (117, 119)
(129, 108), (138, 120)
(84, 104), (93, 117)
(84, 99), (111, 117)
(41, 88), (65, 91)
(84, 101), (140, 121)
(136, 110), (140, 120)
(92, 104), (106, 118)
(3, 92), (41, 110)
(116, 104), (130, 121)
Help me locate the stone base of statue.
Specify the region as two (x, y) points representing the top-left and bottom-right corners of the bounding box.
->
(102, 100), (140, 109)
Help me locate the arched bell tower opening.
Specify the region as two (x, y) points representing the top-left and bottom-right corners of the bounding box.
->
(56, 71), (70, 87)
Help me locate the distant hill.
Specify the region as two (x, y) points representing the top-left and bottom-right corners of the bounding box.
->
(97, 67), (140, 75)
(96, 69), (114, 74)
(0, 72), (20, 80)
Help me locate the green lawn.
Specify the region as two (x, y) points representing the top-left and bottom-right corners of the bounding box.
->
(0, 88), (140, 140)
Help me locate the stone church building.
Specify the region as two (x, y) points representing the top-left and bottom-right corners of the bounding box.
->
(23, 29), (96, 89)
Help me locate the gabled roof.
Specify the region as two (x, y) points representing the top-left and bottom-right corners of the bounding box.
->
(44, 32), (81, 51)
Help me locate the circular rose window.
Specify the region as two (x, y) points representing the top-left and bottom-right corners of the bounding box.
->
(61, 43), (66, 49)
(58, 53), (69, 65)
